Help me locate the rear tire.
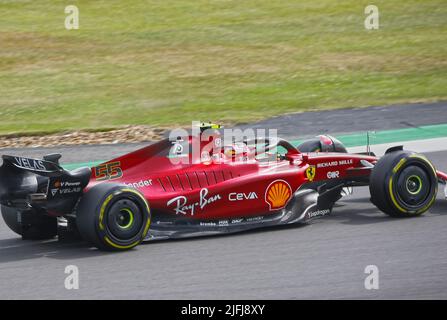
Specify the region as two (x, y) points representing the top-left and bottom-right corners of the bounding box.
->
(1, 205), (22, 235)
(369, 151), (438, 217)
(76, 184), (151, 251)
(1, 205), (57, 240)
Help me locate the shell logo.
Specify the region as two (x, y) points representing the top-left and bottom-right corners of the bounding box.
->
(265, 180), (293, 210)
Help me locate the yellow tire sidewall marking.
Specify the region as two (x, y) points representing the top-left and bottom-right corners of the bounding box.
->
(416, 193), (437, 214)
(104, 236), (140, 250)
(99, 194), (114, 230)
(99, 188), (151, 249)
(392, 158), (406, 174)
(388, 176), (408, 213)
(121, 189), (151, 238)
(409, 154), (437, 176)
(389, 154), (437, 214)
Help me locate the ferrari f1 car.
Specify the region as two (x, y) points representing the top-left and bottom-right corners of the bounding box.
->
(1, 123), (446, 251)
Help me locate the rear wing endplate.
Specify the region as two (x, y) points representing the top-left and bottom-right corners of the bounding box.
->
(2, 155), (65, 177)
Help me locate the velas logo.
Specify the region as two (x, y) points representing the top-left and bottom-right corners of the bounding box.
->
(265, 180), (292, 210)
(14, 157), (46, 171)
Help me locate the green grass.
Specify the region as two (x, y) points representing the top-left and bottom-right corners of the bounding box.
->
(0, 0), (446, 135)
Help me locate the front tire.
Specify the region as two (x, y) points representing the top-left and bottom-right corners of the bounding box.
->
(369, 151), (438, 217)
(76, 184), (151, 251)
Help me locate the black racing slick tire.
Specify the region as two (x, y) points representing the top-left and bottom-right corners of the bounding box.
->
(1, 205), (22, 235)
(76, 183), (151, 251)
(1, 205), (57, 240)
(369, 151), (438, 217)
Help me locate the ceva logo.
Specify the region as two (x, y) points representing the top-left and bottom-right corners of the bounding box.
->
(229, 192), (258, 201)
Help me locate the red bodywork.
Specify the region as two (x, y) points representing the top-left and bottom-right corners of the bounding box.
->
(87, 135), (380, 223)
(2, 131), (446, 242)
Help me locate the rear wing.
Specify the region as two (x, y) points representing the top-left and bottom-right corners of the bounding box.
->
(2, 155), (65, 177)
(0, 154), (91, 213)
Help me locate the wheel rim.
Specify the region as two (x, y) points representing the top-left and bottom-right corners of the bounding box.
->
(116, 208), (134, 229)
(406, 175), (423, 195)
(107, 199), (143, 240)
(396, 165), (431, 207)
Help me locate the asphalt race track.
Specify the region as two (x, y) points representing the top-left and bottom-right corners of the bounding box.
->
(0, 103), (447, 299)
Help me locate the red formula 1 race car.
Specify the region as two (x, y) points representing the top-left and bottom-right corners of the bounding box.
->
(1, 123), (446, 251)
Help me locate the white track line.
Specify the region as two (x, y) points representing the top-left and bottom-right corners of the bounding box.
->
(347, 137), (447, 156)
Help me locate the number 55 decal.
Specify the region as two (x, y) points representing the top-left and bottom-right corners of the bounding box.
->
(95, 161), (123, 181)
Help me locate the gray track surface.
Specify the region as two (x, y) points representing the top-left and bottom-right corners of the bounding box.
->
(0, 103), (447, 299)
(239, 101), (447, 140)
